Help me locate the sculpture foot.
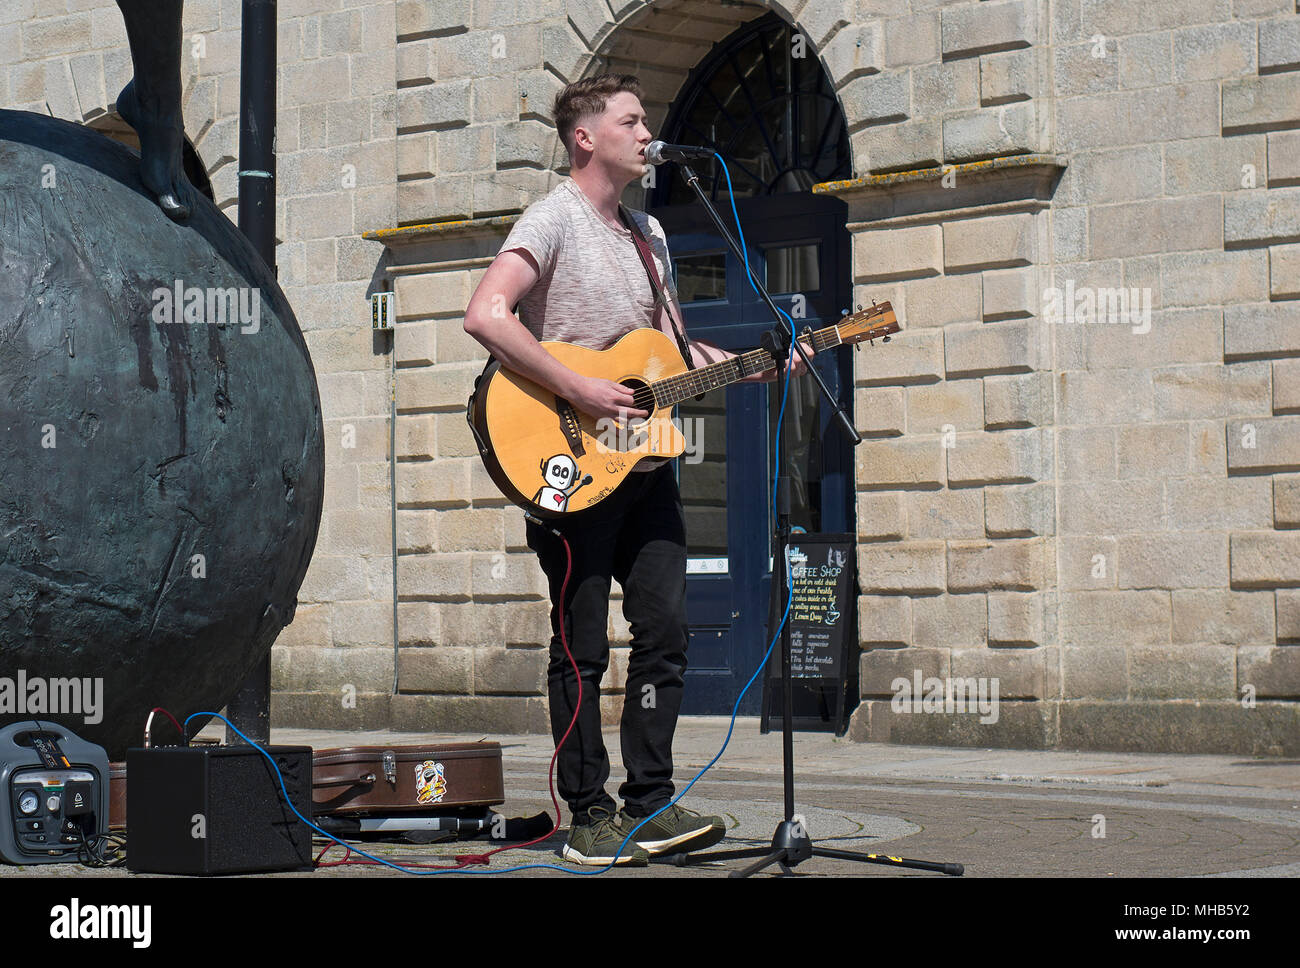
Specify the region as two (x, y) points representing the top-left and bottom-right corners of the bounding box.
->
(116, 78), (193, 223)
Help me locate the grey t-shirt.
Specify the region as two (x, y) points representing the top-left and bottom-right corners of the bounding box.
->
(501, 178), (678, 349)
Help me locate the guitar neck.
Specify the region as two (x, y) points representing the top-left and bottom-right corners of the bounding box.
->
(650, 322), (843, 408)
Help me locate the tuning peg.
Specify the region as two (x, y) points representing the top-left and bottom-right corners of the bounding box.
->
(841, 308), (849, 316)
(882, 335), (892, 342)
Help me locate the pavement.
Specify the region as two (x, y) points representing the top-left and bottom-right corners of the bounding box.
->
(5, 716), (1296, 879)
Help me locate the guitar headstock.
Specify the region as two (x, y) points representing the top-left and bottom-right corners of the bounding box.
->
(836, 301), (900, 345)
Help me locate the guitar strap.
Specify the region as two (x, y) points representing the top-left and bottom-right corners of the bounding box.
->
(619, 205), (704, 401)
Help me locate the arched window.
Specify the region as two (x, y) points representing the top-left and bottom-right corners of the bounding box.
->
(651, 11), (851, 206)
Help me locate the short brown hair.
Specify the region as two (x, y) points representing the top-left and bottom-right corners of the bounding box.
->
(553, 73), (644, 156)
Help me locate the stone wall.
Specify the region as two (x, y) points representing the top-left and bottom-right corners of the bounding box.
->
(10, 0), (1299, 752)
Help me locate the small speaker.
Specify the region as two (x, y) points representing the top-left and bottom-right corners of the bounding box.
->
(126, 745), (313, 875)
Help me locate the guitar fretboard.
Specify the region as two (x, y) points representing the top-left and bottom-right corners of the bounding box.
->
(649, 323), (843, 408)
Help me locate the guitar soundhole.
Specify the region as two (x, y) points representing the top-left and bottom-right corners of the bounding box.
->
(619, 378), (655, 425)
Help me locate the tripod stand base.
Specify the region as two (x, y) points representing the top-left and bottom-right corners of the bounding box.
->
(665, 823), (964, 878)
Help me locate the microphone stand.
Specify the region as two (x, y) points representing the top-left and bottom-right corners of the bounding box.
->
(663, 161), (963, 878)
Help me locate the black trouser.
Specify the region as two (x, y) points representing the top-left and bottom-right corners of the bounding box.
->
(525, 463), (688, 823)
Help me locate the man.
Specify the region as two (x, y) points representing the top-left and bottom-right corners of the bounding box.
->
(464, 74), (808, 866)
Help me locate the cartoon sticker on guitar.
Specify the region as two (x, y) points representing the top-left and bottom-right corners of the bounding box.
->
(533, 454), (593, 513)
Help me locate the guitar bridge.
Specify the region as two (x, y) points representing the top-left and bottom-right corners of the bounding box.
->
(555, 397), (586, 457)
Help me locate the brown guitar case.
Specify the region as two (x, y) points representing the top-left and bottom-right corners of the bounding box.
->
(311, 743), (505, 817)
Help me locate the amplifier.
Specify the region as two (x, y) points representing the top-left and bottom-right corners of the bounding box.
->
(0, 721), (110, 865)
(127, 744), (314, 875)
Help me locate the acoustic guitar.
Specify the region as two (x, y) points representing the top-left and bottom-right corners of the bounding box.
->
(466, 302), (900, 518)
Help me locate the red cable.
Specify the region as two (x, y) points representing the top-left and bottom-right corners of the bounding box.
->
(318, 530), (581, 871)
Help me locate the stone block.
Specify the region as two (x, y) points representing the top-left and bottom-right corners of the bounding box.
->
(1084, 307), (1221, 370)
(858, 595), (912, 646)
(856, 437), (946, 490)
(1238, 646), (1300, 699)
(1089, 195), (1223, 259)
(1229, 531), (1300, 587)
(944, 320), (1039, 378)
(855, 328), (944, 386)
(1225, 302), (1300, 360)
(1059, 481), (1166, 534)
(985, 482), (1054, 538)
(857, 492), (906, 541)
(1277, 474), (1300, 528)
(1270, 243), (1300, 300)
(1059, 590), (1172, 647)
(858, 541), (947, 594)
(1117, 533), (1229, 589)
(884, 12), (940, 69)
(905, 488), (985, 539)
(1173, 590), (1275, 645)
(1226, 416), (1300, 473)
(1222, 73), (1300, 134)
(390, 694), (548, 733)
(820, 21), (882, 84)
(1058, 700), (1300, 756)
(1059, 536), (1118, 590)
(1061, 644), (1127, 699)
(1268, 131), (1300, 186)
(1224, 187), (1300, 248)
(900, 273), (982, 329)
(912, 594), (988, 648)
(947, 538), (1046, 592)
(1116, 423), (1189, 479)
(1118, 30), (1173, 90)
(1163, 135), (1266, 195)
(859, 120), (943, 172)
(839, 71), (910, 126)
(986, 592), (1044, 647)
(1057, 426), (1116, 481)
(1172, 22), (1257, 82)
(1053, 39), (1118, 96)
(947, 428), (1044, 487)
(472, 646), (546, 694)
(854, 387), (906, 436)
(858, 645), (949, 696)
(395, 643), (471, 693)
(944, 213), (1035, 273)
(1259, 15), (1300, 74)
(1060, 368), (1153, 423)
(853, 224), (942, 282)
(1052, 207), (1088, 263)
(941, 102), (1039, 162)
(1152, 362), (1271, 419)
(1161, 250), (1268, 307)
(907, 381), (984, 434)
(1279, 589), (1300, 640)
(397, 79), (471, 132)
(912, 60), (980, 118)
(980, 48), (1036, 105)
(984, 372), (1051, 428)
(982, 267), (1037, 320)
(1128, 644), (1236, 700)
(394, 269), (471, 319)
(941, 0), (1035, 60)
(1167, 476), (1273, 530)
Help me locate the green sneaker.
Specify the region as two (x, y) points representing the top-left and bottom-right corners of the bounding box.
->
(562, 806), (649, 866)
(619, 803), (727, 856)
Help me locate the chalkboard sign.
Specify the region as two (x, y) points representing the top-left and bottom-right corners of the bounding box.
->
(762, 532), (856, 734)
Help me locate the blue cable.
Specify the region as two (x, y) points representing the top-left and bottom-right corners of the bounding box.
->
(178, 155), (801, 877)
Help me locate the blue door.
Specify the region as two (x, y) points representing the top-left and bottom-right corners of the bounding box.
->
(653, 192), (853, 715)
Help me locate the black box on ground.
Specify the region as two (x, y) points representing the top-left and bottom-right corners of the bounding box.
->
(126, 745), (313, 875)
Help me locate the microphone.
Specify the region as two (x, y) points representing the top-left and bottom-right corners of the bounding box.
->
(644, 140), (715, 165)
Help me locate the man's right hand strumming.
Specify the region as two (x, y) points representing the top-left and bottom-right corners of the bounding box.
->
(565, 375), (648, 423)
